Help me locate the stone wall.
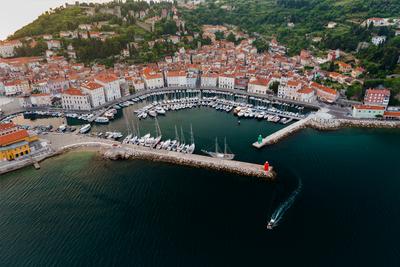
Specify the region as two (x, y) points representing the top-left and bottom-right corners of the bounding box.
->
(307, 118), (400, 131)
(102, 147), (275, 180)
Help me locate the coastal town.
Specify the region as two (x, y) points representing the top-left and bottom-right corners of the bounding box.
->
(0, 1), (400, 173)
(3, 1), (400, 265)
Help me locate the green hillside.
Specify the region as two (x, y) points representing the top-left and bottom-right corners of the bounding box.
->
(182, 0), (400, 79)
(11, 6), (104, 39)
(182, 0), (400, 51)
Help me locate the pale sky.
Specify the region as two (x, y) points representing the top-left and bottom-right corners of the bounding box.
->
(0, 0), (110, 40)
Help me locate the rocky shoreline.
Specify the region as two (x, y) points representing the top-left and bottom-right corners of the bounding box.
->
(307, 118), (400, 131)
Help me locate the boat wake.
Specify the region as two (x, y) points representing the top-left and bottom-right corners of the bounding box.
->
(267, 178), (302, 230)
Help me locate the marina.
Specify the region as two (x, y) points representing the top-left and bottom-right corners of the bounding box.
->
(2, 87), (312, 124)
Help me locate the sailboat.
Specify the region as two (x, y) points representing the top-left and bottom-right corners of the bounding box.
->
(170, 125), (180, 151)
(187, 124), (195, 154)
(177, 126), (186, 152)
(201, 137), (235, 160)
(152, 118), (162, 148)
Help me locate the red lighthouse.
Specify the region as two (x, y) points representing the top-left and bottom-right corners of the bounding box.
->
(264, 161), (270, 172)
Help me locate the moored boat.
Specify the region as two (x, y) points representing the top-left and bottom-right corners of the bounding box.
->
(95, 116), (109, 124)
(79, 124), (91, 134)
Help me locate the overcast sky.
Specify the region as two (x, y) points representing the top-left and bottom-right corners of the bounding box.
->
(0, 0), (110, 40)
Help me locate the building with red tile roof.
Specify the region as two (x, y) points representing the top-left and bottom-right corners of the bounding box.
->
(0, 122), (38, 161)
(310, 82), (339, 103)
(248, 78), (271, 95)
(94, 73), (121, 102)
(364, 88), (390, 107)
(81, 82), (106, 107)
(352, 105), (385, 118)
(61, 88), (91, 110)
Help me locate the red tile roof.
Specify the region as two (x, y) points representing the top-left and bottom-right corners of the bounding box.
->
(354, 105), (385, 110)
(249, 78), (270, 86)
(384, 111), (400, 117)
(297, 87), (314, 94)
(0, 122), (16, 132)
(287, 80), (301, 87)
(95, 73), (119, 83)
(311, 82), (337, 95)
(31, 93), (50, 97)
(166, 70), (186, 77)
(63, 88), (85, 96)
(0, 129), (29, 146)
(365, 88), (390, 96)
(82, 81), (103, 90)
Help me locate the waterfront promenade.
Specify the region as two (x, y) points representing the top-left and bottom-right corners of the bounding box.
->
(18, 86), (320, 117)
(0, 145), (54, 174)
(45, 133), (275, 179)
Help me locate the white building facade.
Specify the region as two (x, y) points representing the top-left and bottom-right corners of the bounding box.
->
(0, 40), (22, 58)
(166, 71), (187, 87)
(247, 78), (271, 95)
(94, 74), (121, 102)
(61, 89), (91, 111)
(218, 75), (235, 89)
(201, 74), (218, 87)
(81, 82), (106, 108)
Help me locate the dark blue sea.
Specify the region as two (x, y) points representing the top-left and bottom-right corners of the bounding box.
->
(2, 107), (400, 266)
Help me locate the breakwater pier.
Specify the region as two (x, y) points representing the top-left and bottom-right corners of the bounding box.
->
(253, 116), (313, 148)
(253, 111), (400, 148)
(46, 133), (275, 179)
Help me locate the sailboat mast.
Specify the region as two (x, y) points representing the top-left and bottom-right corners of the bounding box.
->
(190, 124), (194, 144)
(224, 137), (227, 154)
(175, 125), (180, 143)
(215, 137), (218, 153)
(137, 121), (141, 138)
(155, 118), (161, 137)
(180, 127), (185, 144)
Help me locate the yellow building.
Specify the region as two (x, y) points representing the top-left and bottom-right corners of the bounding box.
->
(0, 141), (31, 160)
(0, 122), (38, 161)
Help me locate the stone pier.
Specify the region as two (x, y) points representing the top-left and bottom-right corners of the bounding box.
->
(252, 116), (313, 148)
(45, 133), (275, 180)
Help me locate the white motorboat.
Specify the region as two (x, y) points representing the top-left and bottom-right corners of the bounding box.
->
(58, 124), (67, 132)
(95, 117), (109, 124)
(79, 124), (91, 134)
(148, 110), (157, 117)
(155, 107), (166, 115)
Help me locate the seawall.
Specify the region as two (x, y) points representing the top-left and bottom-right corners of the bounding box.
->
(254, 116), (400, 148)
(48, 133), (275, 180)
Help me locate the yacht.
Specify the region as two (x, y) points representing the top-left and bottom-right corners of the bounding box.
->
(79, 124), (91, 134)
(95, 117), (109, 124)
(156, 107), (166, 115)
(58, 124), (67, 132)
(201, 137), (235, 160)
(148, 110), (157, 117)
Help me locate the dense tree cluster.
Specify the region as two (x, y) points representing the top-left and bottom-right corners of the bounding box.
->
(14, 41), (48, 57)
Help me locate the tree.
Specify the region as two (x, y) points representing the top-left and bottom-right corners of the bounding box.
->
(253, 38), (268, 53)
(269, 81), (280, 94)
(215, 31), (224, 41)
(201, 37), (212, 45)
(227, 32), (236, 43)
(346, 82), (363, 100)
